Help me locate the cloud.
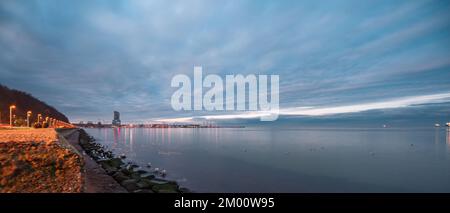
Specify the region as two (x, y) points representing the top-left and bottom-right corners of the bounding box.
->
(155, 92), (450, 122)
(281, 93), (450, 116)
(0, 1), (449, 123)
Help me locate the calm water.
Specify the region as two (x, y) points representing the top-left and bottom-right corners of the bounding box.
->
(84, 127), (450, 192)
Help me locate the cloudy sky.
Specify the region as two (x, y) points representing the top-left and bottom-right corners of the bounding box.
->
(0, 0), (449, 124)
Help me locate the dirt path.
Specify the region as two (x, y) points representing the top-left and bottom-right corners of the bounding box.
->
(59, 129), (127, 193)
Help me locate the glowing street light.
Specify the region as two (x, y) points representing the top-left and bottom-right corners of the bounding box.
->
(27, 111), (32, 127)
(45, 116), (49, 128)
(9, 105), (16, 127)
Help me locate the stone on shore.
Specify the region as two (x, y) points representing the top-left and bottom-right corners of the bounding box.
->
(112, 171), (129, 183)
(133, 189), (154, 193)
(152, 183), (179, 193)
(121, 179), (139, 191)
(76, 129), (187, 193)
(98, 158), (124, 169)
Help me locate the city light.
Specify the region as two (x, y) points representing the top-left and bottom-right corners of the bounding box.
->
(9, 105), (16, 127)
(27, 110), (32, 127)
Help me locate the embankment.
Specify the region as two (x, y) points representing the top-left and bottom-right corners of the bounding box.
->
(77, 129), (188, 193)
(0, 129), (83, 192)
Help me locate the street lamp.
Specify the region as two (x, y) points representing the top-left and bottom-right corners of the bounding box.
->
(9, 105), (16, 127)
(45, 117), (49, 128)
(27, 111), (32, 127)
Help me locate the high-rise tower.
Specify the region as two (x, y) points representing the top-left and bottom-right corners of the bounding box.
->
(112, 111), (121, 126)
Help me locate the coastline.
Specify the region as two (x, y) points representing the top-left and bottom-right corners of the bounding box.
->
(57, 129), (126, 193)
(75, 128), (188, 193)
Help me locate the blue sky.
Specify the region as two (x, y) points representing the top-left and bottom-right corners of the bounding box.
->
(0, 0), (449, 124)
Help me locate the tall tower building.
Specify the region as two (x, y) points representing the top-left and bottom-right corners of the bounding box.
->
(112, 111), (121, 126)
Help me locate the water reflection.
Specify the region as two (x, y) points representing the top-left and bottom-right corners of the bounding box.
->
(434, 128), (440, 157)
(435, 128), (440, 145)
(130, 128), (134, 152)
(113, 127), (121, 148)
(446, 128), (450, 153)
(85, 127), (450, 192)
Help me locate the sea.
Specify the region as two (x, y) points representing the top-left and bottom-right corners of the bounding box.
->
(84, 127), (450, 192)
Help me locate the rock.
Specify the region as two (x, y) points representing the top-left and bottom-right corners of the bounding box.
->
(135, 179), (179, 192)
(157, 189), (179, 193)
(179, 187), (190, 193)
(153, 178), (177, 185)
(141, 173), (155, 180)
(98, 158), (124, 168)
(90, 153), (100, 161)
(125, 164), (138, 171)
(119, 154), (126, 159)
(98, 161), (119, 175)
(133, 189), (154, 193)
(136, 179), (154, 189)
(103, 165), (117, 175)
(130, 172), (141, 180)
(121, 179), (139, 192)
(109, 158), (124, 168)
(152, 183), (179, 193)
(105, 151), (114, 158)
(112, 171), (129, 183)
(136, 169), (147, 174)
(151, 178), (170, 184)
(120, 168), (133, 176)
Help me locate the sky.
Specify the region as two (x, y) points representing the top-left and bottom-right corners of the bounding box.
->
(0, 0), (449, 125)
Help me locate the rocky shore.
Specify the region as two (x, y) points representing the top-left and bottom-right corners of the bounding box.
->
(77, 129), (189, 193)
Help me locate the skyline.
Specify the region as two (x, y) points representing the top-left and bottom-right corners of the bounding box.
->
(1, 0), (450, 124)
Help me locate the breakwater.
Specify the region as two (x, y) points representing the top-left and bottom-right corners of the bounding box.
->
(78, 129), (189, 193)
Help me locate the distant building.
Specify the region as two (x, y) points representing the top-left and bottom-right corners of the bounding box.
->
(112, 111), (121, 126)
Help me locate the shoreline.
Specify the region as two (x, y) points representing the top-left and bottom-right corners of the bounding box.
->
(57, 129), (126, 193)
(75, 128), (189, 193)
